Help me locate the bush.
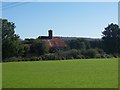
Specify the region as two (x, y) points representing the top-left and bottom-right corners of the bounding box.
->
(81, 49), (97, 58)
(3, 48), (118, 62)
(3, 57), (20, 62)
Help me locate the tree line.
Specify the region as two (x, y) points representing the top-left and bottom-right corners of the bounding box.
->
(1, 19), (120, 62)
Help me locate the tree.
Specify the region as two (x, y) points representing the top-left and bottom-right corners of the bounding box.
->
(89, 40), (102, 49)
(1, 19), (24, 59)
(30, 39), (49, 55)
(67, 39), (88, 50)
(22, 44), (30, 57)
(102, 23), (120, 54)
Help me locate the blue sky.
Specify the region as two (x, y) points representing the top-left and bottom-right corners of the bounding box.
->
(2, 2), (118, 39)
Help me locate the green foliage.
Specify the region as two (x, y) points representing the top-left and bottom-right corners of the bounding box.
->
(1, 19), (120, 61)
(23, 44), (30, 57)
(3, 48), (114, 62)
(66, 38), (103, 51)
(2, 38), (23, 59)
(1, 19), (24, 59)
(89, 40), (102, 49)
(30, 39), (49, 55)
(2, 58), (118, 88)
(67, 38), (90, 50)
(102, 23), (120, 54)
(2, 19), (16, 40)
(81, 49), (97, 58)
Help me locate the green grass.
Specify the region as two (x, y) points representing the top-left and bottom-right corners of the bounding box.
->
(0, 63), (2, 89)
(2, 58), (118, 88)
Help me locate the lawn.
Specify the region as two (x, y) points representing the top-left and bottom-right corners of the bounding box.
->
(2, 58), (118, 88)
(0, 63), (2, 89)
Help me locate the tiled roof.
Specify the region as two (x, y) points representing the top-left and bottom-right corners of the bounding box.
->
(45, 37), (67, 48)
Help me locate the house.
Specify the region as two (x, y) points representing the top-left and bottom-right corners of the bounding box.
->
(38, 30), (67, 52)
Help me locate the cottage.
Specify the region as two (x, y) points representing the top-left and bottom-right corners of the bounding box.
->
(38, 30), (67, 52)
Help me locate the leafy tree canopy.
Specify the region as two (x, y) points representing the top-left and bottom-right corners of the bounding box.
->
(102, 23), (120, 54)
(1, 19), (23, 59)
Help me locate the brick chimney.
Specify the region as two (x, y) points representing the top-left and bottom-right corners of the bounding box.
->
(48, 30), (52, 39)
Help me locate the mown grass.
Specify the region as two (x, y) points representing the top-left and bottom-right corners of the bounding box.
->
(2, 58), (118, 88)
(0, 63), (2, 89)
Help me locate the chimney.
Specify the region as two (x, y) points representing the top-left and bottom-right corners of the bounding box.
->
(48, 30), (52, 39)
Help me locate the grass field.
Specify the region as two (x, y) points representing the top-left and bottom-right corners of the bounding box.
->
(2, 58), (118, 88)
(0, 63), (2, 89)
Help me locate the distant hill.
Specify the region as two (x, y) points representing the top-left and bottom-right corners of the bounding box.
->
(61, 37), (101, 41)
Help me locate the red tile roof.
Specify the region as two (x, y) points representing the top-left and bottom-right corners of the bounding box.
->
(45, 37), (67, 48)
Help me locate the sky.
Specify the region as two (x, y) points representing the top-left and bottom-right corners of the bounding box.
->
(1, 0), (120, 2)
(2, 2), (118, 39)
